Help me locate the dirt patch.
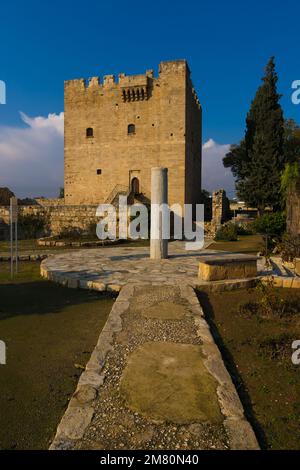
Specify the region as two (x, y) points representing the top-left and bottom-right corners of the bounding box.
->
(209, 234), (263, 254)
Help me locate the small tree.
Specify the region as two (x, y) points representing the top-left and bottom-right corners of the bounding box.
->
(283, 119), (300, 165)
(253, 212), (286, 237)
(252, 212), (286, 262)
(280, 120), (300, 210)
(214, 223), (238, 241)
(281, 161), (299, 197)
(0, 187), (15, 205)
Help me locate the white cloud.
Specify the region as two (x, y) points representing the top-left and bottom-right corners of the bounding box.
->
(0, 112), (64, 198)
(202, 138), (235, 196)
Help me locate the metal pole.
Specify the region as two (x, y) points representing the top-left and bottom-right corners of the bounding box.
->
(10, 204), (13, 279)
(15, 220), (18, 274)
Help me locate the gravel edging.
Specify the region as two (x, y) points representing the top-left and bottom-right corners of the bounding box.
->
(49, 283), (259, 450)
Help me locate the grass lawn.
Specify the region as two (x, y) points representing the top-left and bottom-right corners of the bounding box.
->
(0, 262), (114, 449)
(209, 234), (264, 254)
(0, 239), (45, 253)
(197, 287), (300, 450)
(0, 238), (150, 255)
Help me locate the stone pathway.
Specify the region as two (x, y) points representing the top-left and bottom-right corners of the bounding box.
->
(50, 283), (259, 450)
(44, 241), (299, 450)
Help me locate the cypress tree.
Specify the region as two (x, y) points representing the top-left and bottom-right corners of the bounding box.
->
(224, 57), (285, 214)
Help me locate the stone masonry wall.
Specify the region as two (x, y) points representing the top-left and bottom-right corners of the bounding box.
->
(0, 203), (131, 239)
(0, 205), (99, 237)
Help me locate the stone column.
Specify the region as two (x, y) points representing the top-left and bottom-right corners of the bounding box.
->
(150, 167), (168, 259)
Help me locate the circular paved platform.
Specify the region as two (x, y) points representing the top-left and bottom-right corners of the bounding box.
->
(40, 241), (264, 292)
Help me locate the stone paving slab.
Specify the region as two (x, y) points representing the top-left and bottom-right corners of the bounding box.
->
(50, 283), (259, 450)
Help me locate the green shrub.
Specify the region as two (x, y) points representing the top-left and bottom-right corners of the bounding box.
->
(0, 187), (15, 205)
(239, 278), (300, 319)
(18, 213), (48, 239)
(214, 223), (238, 241)
(236, 223), (253, 236)
(259, 333), (295, 360)
(252, 212), (286, 237)
(58, 224), (99, 240)
(281, 162), (299, 196)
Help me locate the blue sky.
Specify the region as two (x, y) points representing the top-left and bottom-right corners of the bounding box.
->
(0, 0), (299, 197)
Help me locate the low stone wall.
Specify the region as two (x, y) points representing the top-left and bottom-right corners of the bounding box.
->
(37, 236), (120, 248)
(260, 275), (300, 289)
(0, 254), (47, 262)
(0, 204), (100, 237)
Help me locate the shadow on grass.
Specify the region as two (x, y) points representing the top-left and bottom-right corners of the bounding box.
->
(0, 280), (116, 321)
(0, 276), (115, 450)
(196, 290), (268, 450)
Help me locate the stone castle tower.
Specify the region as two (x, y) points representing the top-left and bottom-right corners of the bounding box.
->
(64, 60), (202, 209)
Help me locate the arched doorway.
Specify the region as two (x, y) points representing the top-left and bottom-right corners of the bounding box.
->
(131, 177), (140, 195)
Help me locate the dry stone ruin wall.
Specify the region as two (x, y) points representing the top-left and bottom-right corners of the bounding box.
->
(211, 189), (230, 229)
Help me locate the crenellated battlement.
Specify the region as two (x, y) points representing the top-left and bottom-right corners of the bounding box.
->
(64, 60), (200, 108)
(191, 86), (201, 109)
(65, 70), (154, 90)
